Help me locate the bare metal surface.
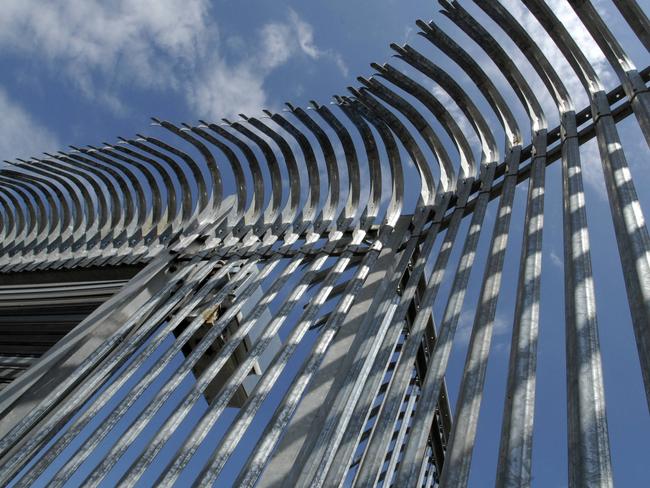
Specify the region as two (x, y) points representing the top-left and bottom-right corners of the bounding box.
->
(0, 2), (647, 487)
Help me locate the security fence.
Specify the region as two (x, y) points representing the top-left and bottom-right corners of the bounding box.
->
(0, 1), (648, 487)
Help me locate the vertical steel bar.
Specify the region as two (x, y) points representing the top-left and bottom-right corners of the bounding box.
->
(394, 164), (495, 487)
(495, 130), (547, 488)
(438, 146), (521, 488)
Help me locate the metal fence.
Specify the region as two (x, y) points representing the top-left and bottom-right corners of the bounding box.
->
(0, 1), (648, 486)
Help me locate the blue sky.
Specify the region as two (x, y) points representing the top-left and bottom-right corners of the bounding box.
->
(0, 1), (649, 487)
(0, 0), (431, 160)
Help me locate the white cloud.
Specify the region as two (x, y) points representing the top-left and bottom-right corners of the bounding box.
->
(493, 314), (509, 336)
(550, 249), (563, 268)
(260, 22), (296, 70)
(402, 25), (415, 45)
(455, 309), (477, 347)
(333, 54), (350, 78)
(430, 83), (480, 160)
(186, 59), (268, 121)
(0, 88), (59, 162)
(579, 138), (608, 200)
(455, 308), (510, 349)
(0, 0), (213, 104)
(484, 1), (615, 198)
(188, 8), (349, 119)
(0, 2), (346, 119)
(290, 10), (321, 59)
(500, 0), (615, 108)
(259, 9), (349, 76)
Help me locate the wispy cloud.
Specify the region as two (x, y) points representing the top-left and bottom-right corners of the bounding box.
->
(549, 249), (563, 269)
(579, 138), (608, 199)
(190, 8), (347, 120)
(187, 59), (269, 121)
(286, 9), (349, 77)
(0, 2), (346, 119)
(0, 0), (213, 108)
(501, 0), (615, 107)
(430, 83), (481, 161)
(262, 9), (349, 76)
(0, 88), (59, 162)
(455, 308), (510, 352)
(495, 0), (614, 197)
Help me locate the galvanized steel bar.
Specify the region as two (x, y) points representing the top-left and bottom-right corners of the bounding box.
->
(0, 2), (647, 487)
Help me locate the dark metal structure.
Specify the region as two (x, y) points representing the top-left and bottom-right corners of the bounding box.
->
(0, 1), (648, 486)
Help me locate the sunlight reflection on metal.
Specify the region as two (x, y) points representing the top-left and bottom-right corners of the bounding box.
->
(0, 2), (647, 487)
